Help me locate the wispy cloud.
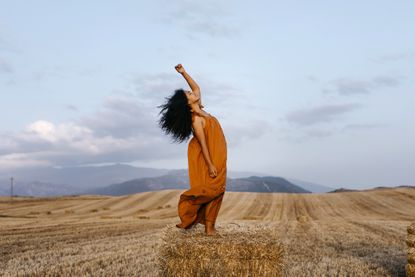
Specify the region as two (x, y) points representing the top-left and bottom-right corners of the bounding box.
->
(370, 51), (415, 63)
(126, 71), (243, 106)
(341, 123), (388, 132)
(285, 103), (361, 126)
(157, 0), (241, 39)
(224, 119), (271, 146)
(276, 122), (386, 143)
(0, 57), (13, 73)
(0, 35), (21, 53)
(32, 65), (98, 82)
(275, 126), (334, 144)
(66, 105), (78, 112)
(322, 75), (402, 95)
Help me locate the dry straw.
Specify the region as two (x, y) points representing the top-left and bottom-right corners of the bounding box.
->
(407, 222), (415, 277)
(157, 223), (284, 277)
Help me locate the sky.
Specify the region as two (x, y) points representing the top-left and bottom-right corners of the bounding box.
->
(0, 0), (414, 189)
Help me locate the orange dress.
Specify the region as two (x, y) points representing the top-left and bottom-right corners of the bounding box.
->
(177, 112), (227, 228)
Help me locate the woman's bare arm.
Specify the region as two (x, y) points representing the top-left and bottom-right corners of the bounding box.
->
(181, 71), (200, 94)
(175, 64), (201, 100)
(193, 117), (212, 166)
(192, 117), (217, 177)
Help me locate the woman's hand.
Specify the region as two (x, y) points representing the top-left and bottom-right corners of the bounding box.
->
(175, 63), (186, 74)
(208, 164), (218, 178)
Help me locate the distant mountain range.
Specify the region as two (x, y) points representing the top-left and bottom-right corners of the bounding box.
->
(0, 163), (169, 188)
(83, 169), (190, 196)
(285, 177), (333, 193)
(4, 181), (79, 197)
(84, 173), (310, 196)
(328, 185), (415, 193)
(0, 164), (330, 196)
(227, 176), (309, 193)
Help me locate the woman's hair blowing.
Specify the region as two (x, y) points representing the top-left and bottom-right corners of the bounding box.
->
(157, 89), (193, 143)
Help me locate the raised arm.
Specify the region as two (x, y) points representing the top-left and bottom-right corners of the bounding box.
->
(175, 64), (203, 108)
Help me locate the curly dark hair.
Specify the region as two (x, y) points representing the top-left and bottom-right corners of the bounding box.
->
(157, 88), (193, 143)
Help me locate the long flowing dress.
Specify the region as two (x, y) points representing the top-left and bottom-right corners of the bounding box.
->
(177, 111), (227, 228)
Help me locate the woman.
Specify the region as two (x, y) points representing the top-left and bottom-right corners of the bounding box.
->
(158, 64), (227, 236)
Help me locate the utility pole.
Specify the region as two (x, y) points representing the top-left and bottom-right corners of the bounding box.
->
(10, 177), (14, 204)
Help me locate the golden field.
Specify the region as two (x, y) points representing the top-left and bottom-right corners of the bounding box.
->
(1, 187), (414, 276)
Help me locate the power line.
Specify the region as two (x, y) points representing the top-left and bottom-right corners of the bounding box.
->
(10, 177), (14, 204)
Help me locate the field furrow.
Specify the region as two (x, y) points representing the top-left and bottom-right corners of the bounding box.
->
(0, 187), (414, 276)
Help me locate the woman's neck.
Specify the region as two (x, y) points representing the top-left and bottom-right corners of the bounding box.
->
(190, 104), (208, 116)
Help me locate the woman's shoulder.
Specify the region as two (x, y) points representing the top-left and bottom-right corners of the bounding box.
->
(191, 112), (212, 128)
(191, 111), (211, 118)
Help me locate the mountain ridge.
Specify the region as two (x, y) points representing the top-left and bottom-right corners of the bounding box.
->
(84, 174), (310, 196)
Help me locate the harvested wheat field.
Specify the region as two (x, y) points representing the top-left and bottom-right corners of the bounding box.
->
(1, 187), (414, 276)
(407, 222), (415, 277)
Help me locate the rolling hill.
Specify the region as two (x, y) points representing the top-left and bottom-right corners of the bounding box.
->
(84, 174), (310, 195)
(0, 164), (327, 196)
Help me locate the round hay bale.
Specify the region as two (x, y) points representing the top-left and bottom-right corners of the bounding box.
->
(407, 234), (415, 248)
(407, 263), (415, 277)
(409, 223), (415, 235)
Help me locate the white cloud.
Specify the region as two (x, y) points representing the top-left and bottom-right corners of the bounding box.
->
(0, 92), (266, 170)
(26, 121), (58, 142)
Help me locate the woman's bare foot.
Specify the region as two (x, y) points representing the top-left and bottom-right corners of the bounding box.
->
(206, 229), (217, 236)
(205, 222), (218, 236)
(176, 223), (185, 229)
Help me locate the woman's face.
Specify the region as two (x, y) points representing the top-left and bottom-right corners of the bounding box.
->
(184, 90), (199, 105)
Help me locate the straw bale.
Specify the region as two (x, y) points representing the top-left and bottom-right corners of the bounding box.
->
(407, 263), (415, 277)
(408, 248), (415, 264)
(407, 234), (415, 248)
(407, 222), (415, 277)
(158, 223), (284, 277)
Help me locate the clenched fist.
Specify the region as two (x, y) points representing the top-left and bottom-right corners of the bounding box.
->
(175, 64), (186, 74)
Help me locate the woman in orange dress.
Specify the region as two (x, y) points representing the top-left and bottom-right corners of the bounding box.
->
(158, 64), (227, 236)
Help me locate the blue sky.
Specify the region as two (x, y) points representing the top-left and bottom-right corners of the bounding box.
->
(0, 0), (414, 188)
